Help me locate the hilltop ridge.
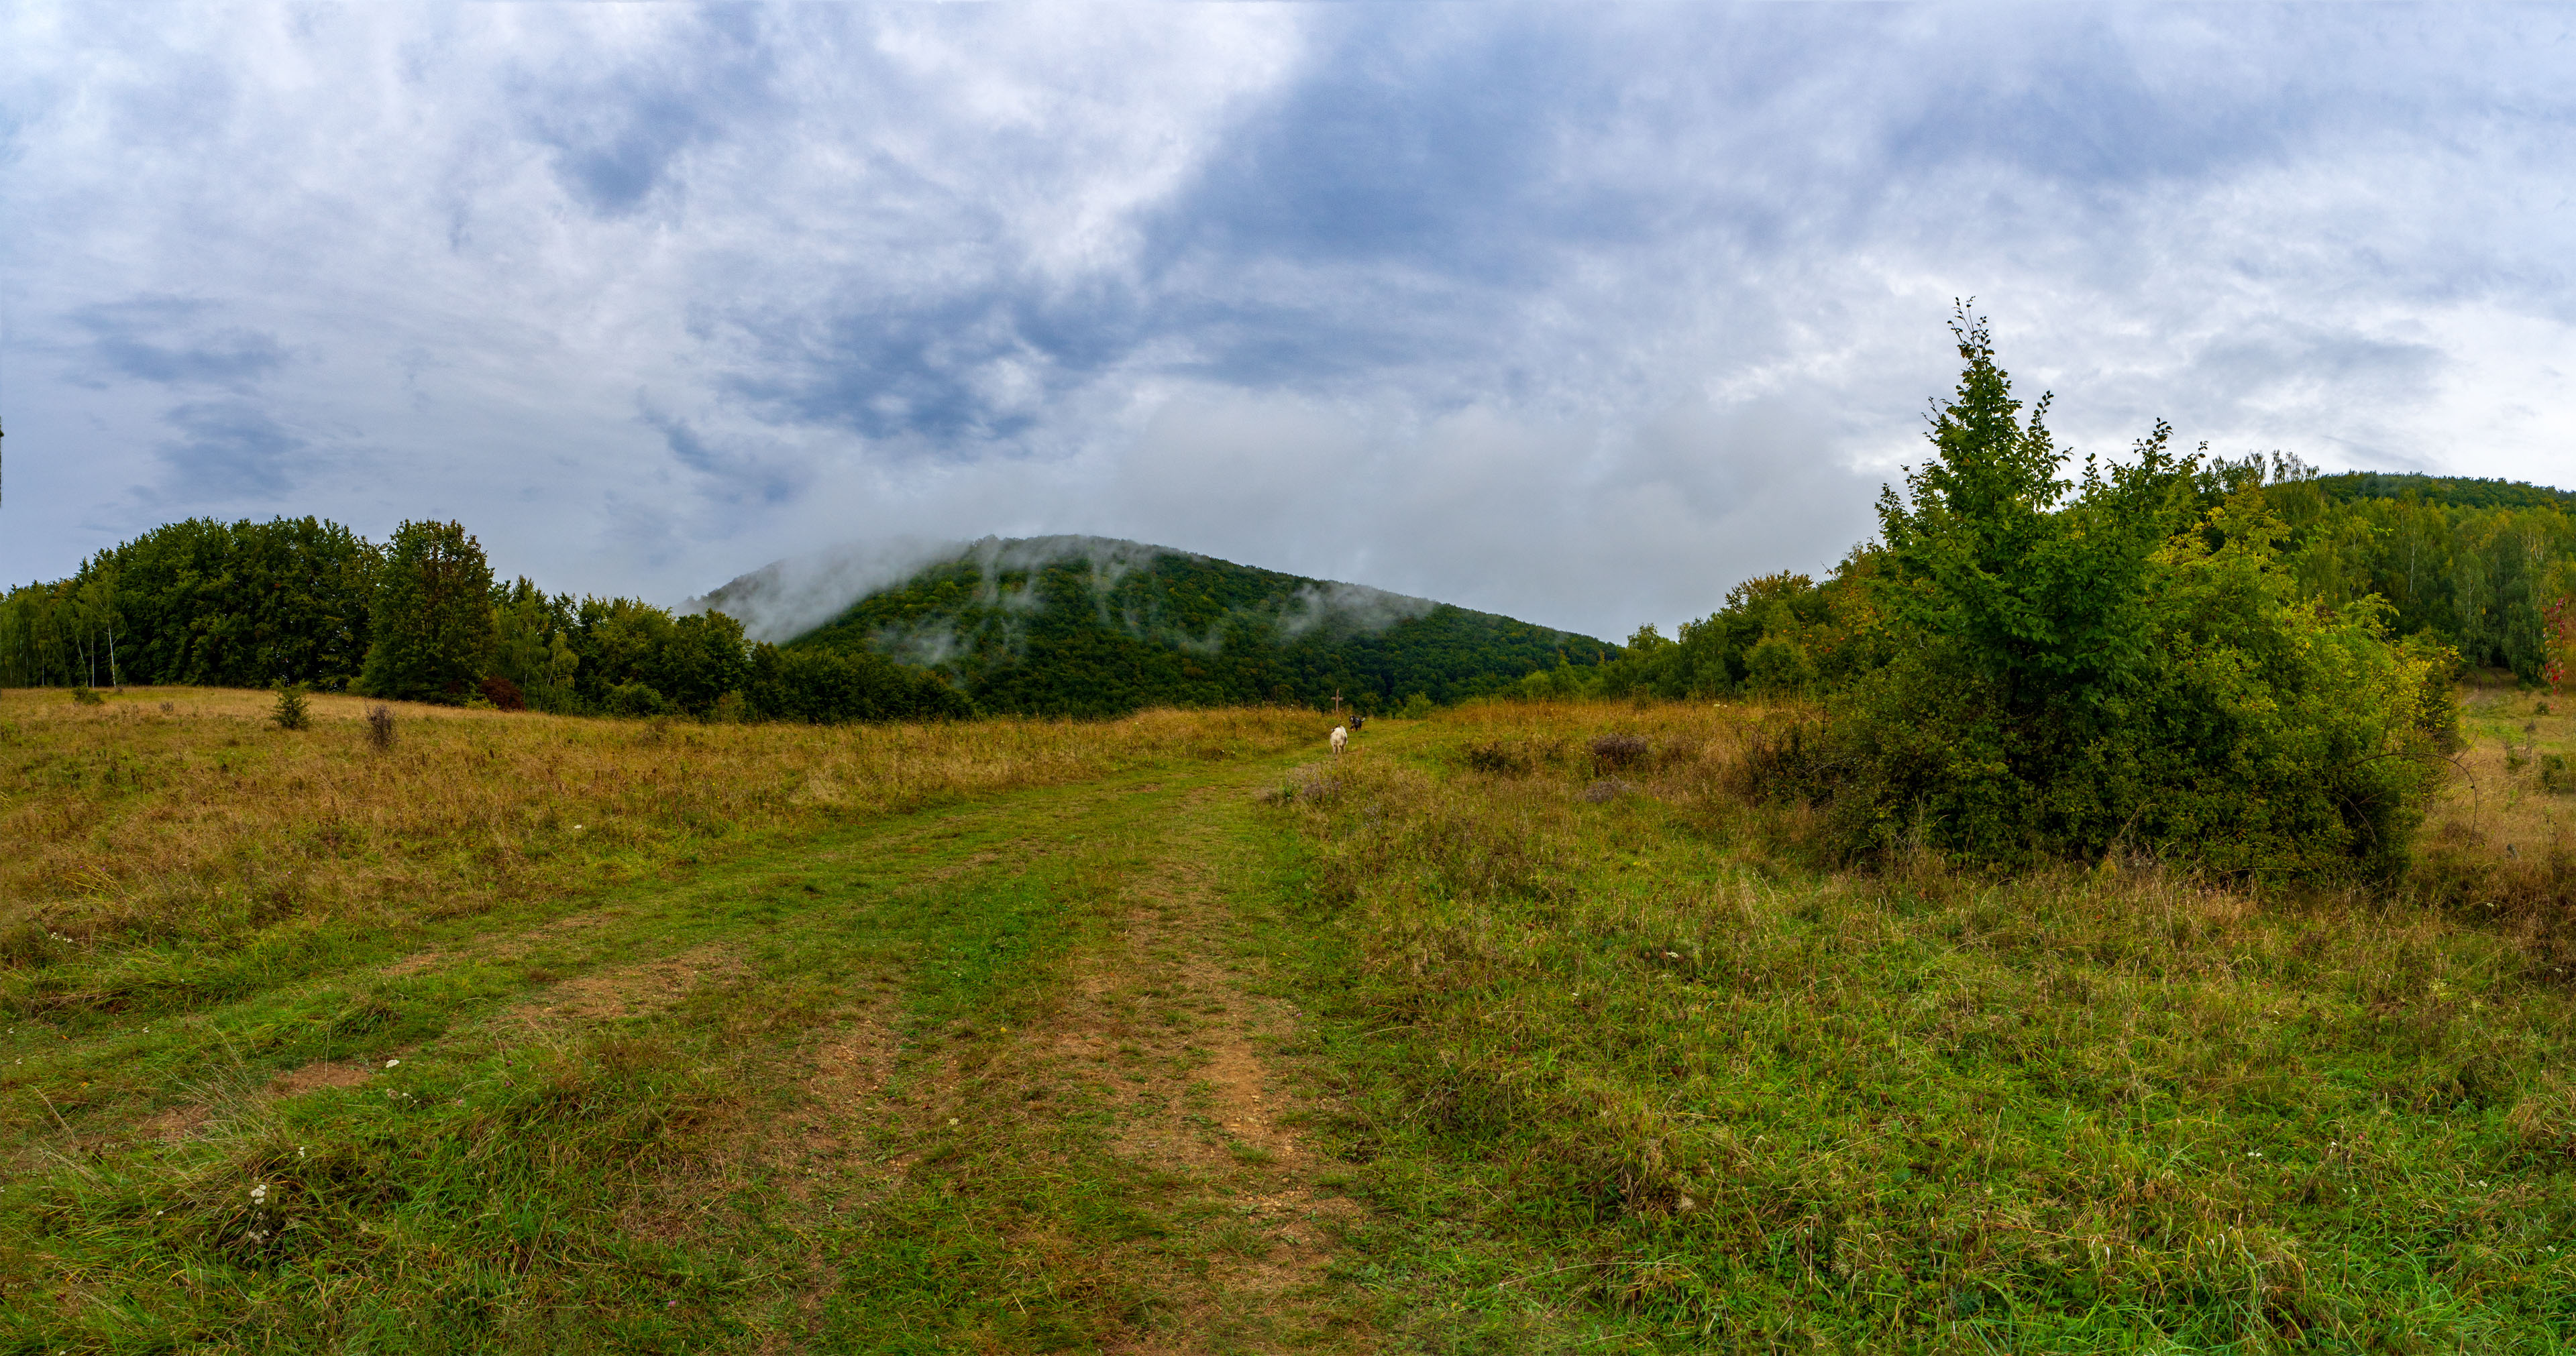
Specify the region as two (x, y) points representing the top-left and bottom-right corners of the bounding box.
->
(701, 535), (1614, 718)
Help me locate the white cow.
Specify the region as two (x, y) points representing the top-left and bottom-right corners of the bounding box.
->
(1330, 725), (1348, 756)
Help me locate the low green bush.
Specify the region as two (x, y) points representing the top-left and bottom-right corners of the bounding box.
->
(270, 681), (311, 731)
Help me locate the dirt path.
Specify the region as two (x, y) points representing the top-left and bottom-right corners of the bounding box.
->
(814, 776), (1372, 1352)
(1049, 820), (1364, 1353)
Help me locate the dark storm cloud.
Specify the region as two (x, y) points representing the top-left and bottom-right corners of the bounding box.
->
(724, 292), (1064, 447)
(1155, 13), (1605, 279)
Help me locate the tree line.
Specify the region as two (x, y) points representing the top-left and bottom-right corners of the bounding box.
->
(1563, 466), (2576, 705)
(0, 518), (969, 724)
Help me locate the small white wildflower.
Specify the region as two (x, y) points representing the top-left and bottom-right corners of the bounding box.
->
(384, 1059), (400, 1069)
(250, 1184), (267, 1202)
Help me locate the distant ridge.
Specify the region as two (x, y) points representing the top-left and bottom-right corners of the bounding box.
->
(2314, 471), (2575, 510)
(701, 536), (1613, 718)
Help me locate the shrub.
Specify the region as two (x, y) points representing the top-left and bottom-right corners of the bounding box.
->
(68, 686), (103, 706)
(1742, 635), (1815, 693)
(270, 682), (311, 731)
(1400, 691), (1434, 719)
(1463, 740), (1538, 775)
(1587, 733), (1649, 770)
(364, 704), (395, 751)
(605, 680), (674, 718)
(478, 675), (527, 711)
(1807, 312), (2450, 881)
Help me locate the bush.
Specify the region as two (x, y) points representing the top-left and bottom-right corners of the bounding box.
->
(1399, 691), (1434, 719)
(1805, 313), (2450, 881)
(1742, 636), (1815, 693)
(1588, 733), (1649, 770)
(365, 704), (395, 751)
(478, 675), (527, 711)
(270, 682), (311, 730)
(604, 680), (674, 718)
(68, 686), (103, 706)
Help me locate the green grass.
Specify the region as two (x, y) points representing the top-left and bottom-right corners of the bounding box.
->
(6, 696), (2575, 1351)
(1252, 711), (2576, 1352)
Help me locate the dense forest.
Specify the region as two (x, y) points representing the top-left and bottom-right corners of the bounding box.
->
(769, 536), (1614, 718)
(0, 518), (968, 724)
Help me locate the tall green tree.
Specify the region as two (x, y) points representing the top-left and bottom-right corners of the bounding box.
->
(358, 520), (494, 702)
(1813, 310), (2451, 879)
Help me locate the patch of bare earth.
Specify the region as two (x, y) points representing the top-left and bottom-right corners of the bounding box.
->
(124, 1059), (379, 1149)
(511, 943), (745, 1026)
(134, 1104), (211, 1144)
(268, 1060), (377, 1096)
(759, 1006), (912, 1346)
(1048, 841), (1366, 1353)
(382, 907), (628, 976)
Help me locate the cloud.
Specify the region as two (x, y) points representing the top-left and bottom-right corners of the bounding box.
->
(156, 401), (309, 501)
(71, 298), (288, 388)
(5, 3), (2575, 639)
(513, 8), (777, 218)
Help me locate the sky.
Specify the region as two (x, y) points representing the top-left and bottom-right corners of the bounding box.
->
(5, 3), (2573, 642)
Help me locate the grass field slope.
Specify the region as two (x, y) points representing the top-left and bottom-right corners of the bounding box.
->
(707, 535), (1616, 718)
(3, 685), (2575, 1351)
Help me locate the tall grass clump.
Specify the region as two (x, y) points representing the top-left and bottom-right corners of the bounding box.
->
(1796, 311), (2453, 879)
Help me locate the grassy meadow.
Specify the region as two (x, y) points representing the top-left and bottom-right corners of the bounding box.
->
(3, 685), (2574, 1351)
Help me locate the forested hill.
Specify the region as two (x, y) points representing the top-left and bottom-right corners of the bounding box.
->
(2314, 471), (2576, 511)
(724, 536), (1614, 718)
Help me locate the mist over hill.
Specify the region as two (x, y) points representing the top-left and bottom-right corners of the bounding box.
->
(697, 536), (1613, 718)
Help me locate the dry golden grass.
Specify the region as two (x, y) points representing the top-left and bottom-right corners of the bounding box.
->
(0, 685), (1322, 949)
(2430, 685), (2576, 862)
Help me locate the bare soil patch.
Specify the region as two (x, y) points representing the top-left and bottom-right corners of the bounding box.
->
(268, 1060), (377, 1096)
(134, 1104), (211, 1144)
(513, 944), (744, 1026)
